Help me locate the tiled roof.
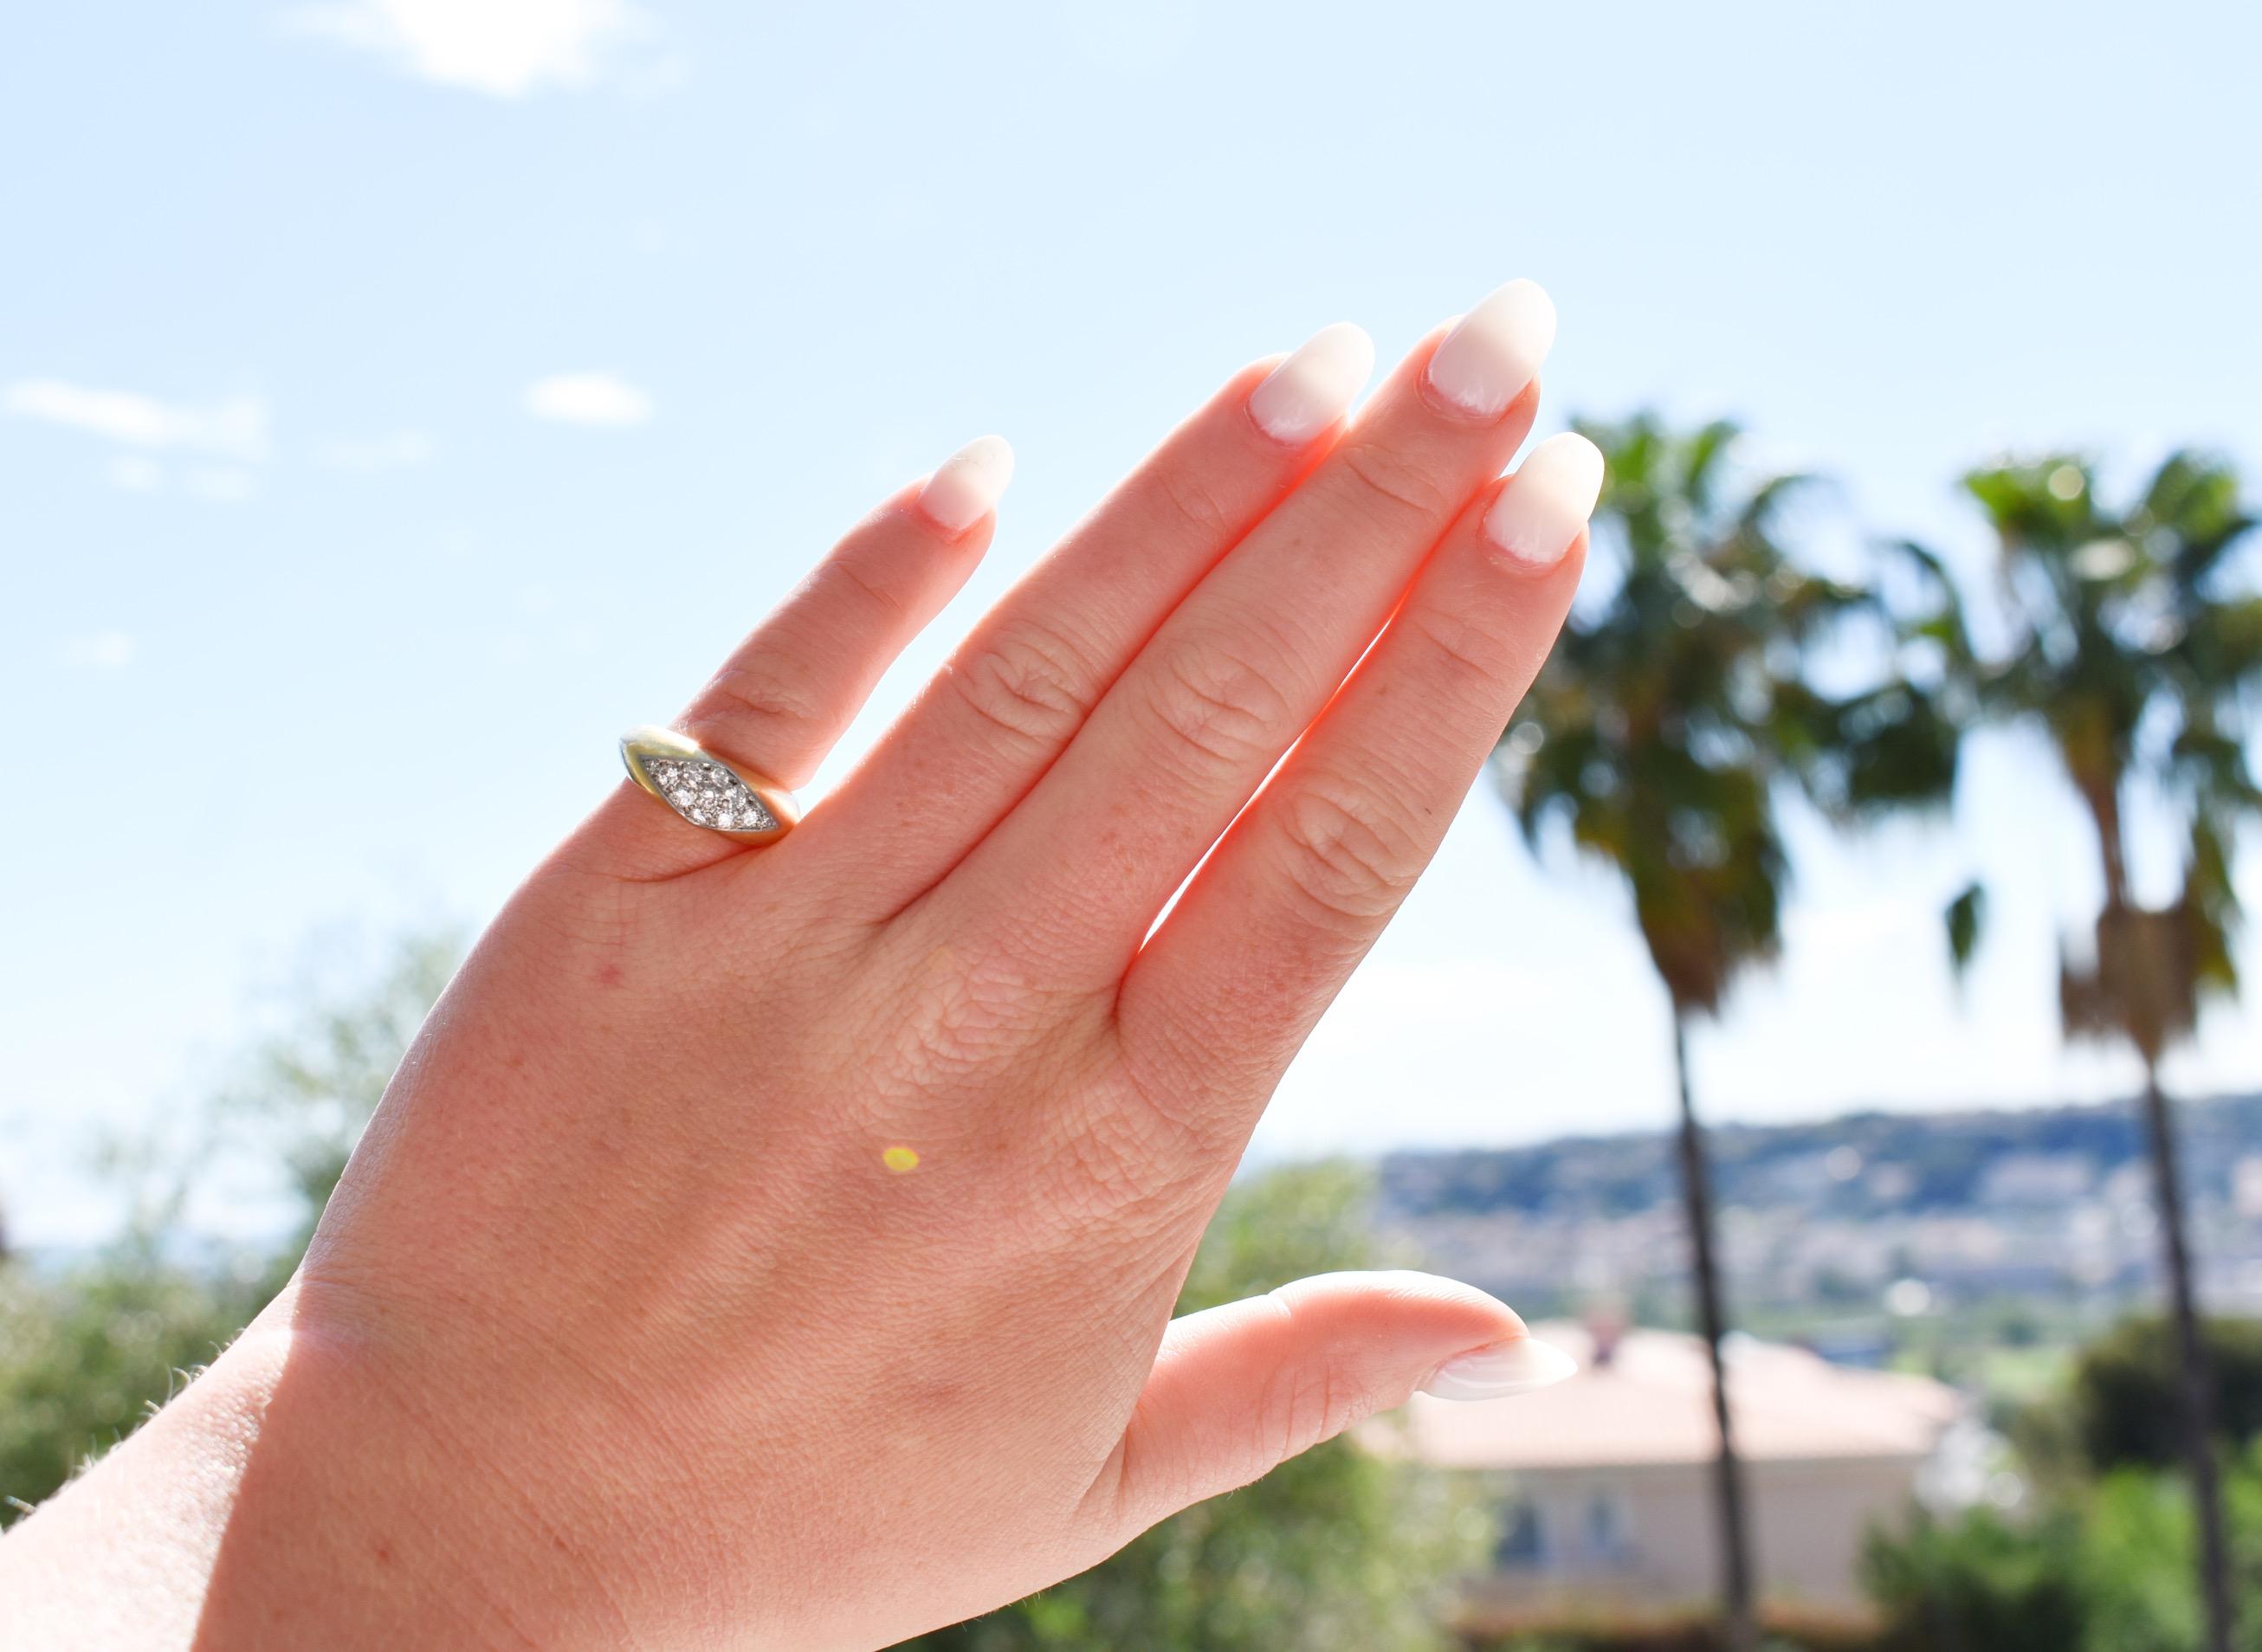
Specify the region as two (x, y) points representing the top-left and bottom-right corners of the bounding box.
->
(1368, 1321), (1962, 1470)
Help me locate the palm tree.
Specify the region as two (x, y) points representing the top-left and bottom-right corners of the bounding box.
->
(1493, 415), (1965, 1652)
(1960, 451), (2261, 1652)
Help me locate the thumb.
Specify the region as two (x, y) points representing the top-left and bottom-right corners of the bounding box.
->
(1103, 1270), (1578, 1532)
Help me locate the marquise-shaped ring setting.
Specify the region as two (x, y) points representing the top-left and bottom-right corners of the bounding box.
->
(620, 726), (800, 842)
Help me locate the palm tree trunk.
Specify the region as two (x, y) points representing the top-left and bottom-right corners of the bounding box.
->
(2081, 778), (2131, 912)
(1671, 1013), (1757, 1652)
(2138, 1063), (2235, 1652)
(2083, 773), (2234, 1650)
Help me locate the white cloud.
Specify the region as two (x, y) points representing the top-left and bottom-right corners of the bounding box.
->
(5, 380), (269, 462)
(58, 631), (137, 669)
(283, 0), (656, 98)
(317, 429), (434, 471)
(524, 371), (652, 427)
(186, 467), (258, 504)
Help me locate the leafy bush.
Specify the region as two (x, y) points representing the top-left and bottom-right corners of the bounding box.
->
(0, 1249), (257, 1518)
(1862, 1507), (2084, 1651)
(1864, 1444), (2262, 1652)
(0, 932), (455, 1525)
(1460, 1607), (1883, 1650)
(2069, 1316), (2262, 1473)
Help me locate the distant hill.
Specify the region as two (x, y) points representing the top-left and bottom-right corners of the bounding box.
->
(1374, 1092), (2262, 1321)
(1377, 1091), (2262, 1224)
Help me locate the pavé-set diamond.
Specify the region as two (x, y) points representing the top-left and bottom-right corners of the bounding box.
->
(642, 757), (780, 833)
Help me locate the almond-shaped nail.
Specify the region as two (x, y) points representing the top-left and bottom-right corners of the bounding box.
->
(1420, 1334), (1580, 1402)
(1483, 432), (1604, 570)
(916, 435), (1015, 534)
(1248, 321), (1375, 447)
(1425, 278), (1557, 422)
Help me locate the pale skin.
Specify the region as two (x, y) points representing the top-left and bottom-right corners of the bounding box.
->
(0, 284), (1601, 1649)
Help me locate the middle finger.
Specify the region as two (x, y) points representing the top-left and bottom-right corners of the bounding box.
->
(802, 324), (1376, 914)
(929, 279), (1556, 991)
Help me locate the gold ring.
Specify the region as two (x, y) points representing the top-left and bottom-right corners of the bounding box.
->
(619, 726), (800, 842)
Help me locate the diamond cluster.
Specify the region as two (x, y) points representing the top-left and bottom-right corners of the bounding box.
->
(643, 757), (779, 833)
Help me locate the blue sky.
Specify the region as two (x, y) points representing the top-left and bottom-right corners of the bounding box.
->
(6, 1), (2262, 1247)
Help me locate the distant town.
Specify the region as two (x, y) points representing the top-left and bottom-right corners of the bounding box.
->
(1376, 1091), (2262, 1394)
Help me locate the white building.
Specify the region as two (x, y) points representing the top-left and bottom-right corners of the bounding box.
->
(1363, 1321), (1964, 1617)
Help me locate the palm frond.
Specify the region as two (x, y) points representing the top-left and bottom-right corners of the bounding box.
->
(1945, 883), (1987, 978)
(1496, 410), (1960, 1016)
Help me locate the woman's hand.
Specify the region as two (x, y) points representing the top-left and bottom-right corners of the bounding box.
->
(2, 281), (1600, 1649)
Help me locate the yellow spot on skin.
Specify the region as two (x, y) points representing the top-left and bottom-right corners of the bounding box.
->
(882, 1145), (921, 1174)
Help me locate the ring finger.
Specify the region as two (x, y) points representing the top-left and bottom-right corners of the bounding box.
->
(588, 436), (1015, 880)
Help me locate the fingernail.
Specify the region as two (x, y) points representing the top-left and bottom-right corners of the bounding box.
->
(1248, 321), (1376, 447)
(1420, 1335), (1580, 1402)
(1483, 433), (1604, 569)
(1425, 278), (1557, 422)
(916, 435), (1015, 534)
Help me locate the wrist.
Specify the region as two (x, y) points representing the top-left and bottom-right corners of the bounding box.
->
(199, 1283), (621, 1650)
(1, 1281), (607, 1651)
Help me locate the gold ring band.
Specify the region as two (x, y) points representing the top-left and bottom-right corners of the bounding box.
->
(620, 726), (800, 842)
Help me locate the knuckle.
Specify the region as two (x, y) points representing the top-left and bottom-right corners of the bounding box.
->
(885, 938), (1055, 1078)
(945, 620), (1100, 752)
(813, 543), (911, 623)
(1273, 778), (1421, 926)
(1150, 465), (1238, 542)
(1257, 1318), (1355, 1463)
(1144, 631), (1292, 772)
(1336, 442), (1455, 527)
(1404, 604), (1516, 700)
(693, 652), (832, 746)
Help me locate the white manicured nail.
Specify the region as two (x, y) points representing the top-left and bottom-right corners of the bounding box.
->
(1420, 1335), (1580, 1402)
(1248, 321), (1376, 446)
(1425, 278), (1557, 421)
(1483, 433), (1604, 569)
(916, 435), (1015, 534)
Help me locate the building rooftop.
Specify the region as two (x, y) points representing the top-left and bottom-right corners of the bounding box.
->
(1369, 1321), (1963, 1471)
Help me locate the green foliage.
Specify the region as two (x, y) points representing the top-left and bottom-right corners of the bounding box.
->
(1944, 881), (1987, 977)
(1864, 1444), (2262, 1652)
(0, 1245), (256, 1520)
(1490, 411), (1968, 1645)
(1463, 1610), (1882, 1651)
(1958, 453), (2259, 1652)
(2080, 1473), (2205, 1652)
(1497, 412), (1963, 1017)
(1863, 1506), (2086, 1651)
(0, 931), (459, 1526)
(2067, 1317), (2262, 1473)
(1175, 1159), (1390, 1314)
(1960, 452), (2262, 1055)
(899, 1162), (1491, 1651)
(223, 930), (462, 1251)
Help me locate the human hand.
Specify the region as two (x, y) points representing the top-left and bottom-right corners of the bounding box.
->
(2, 281), (1599, 1649)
